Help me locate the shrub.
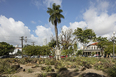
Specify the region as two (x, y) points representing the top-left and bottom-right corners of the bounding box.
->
(45, 59), (55, 65)
(0, 60), (16, 74)
(54, 61), (65, 69)
(107, 66), (116, 77)
(45, 66), (52, 72)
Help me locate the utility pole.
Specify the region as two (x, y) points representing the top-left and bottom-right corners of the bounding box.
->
(31, 42), (35, 46)
(20, 36), (24, 48)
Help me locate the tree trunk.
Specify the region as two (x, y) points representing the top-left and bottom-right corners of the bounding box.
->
(54, 21), (59, 49)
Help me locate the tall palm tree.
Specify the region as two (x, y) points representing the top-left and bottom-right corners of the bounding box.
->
(47, 3), (64, 49)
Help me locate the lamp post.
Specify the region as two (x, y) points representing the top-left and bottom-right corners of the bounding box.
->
(112, 32), (115, 59)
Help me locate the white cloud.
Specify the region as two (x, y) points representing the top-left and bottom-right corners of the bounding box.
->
(0, 15), (31, 45)
(35, 25), (53, 45)
(43, 0), (62, 7)
(0, 15), (53, 46)
(69, 21), (87, 31)
(31, 21), (36, 24)
(97, 0), (109, 12)
(61, 21), (87, 33)
(83, 0), (116, 38)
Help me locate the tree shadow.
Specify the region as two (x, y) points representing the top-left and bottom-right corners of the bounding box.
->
(80, 72), (106, 77)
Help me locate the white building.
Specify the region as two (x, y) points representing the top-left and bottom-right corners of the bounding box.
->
(9, 45), (22, 55)
(43, 38), (47, 46)
(83, 42), (101, 56)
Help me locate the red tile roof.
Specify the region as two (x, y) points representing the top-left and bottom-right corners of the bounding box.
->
(90, 42), (98, 45)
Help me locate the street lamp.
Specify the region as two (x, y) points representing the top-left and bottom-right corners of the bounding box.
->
(112, 31), (115, 59)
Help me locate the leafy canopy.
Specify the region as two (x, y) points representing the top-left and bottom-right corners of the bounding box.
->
(96, 36), (108, 50)
(73, 28), (96, 44)
(23, 45), (51, 56)
(0, 42), (14, 56)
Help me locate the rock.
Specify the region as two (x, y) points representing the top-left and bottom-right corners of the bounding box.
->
(11, 65), (20, 70)
(51, 69), (55, 72)
(23, 69), (25, 72)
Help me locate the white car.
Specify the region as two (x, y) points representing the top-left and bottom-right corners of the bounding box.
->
(15, 55), (22, 58)
(40, 55), (49, 58)
(31, 55), (39, 58)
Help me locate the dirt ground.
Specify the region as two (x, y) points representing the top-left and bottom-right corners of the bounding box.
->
(2, 63), (108, 77)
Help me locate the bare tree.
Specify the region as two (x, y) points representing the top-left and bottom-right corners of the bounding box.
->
(59, 28), (76, 50)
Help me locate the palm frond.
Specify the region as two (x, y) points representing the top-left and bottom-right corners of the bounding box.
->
(47, 3), (64, 25)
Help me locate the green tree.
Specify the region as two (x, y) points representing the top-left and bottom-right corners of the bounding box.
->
(73, 28), (96, 54)
(76, 50), (83, 56)
(96, 36), (108, 55)
(41, 46), (51, 56)
(23, 45), (51, 56)
(47, 3), (64, 49)
(23, 46), (39, 56)
(48, 37), (56, 48)
(0, 42), (14, 56)
(73, 42), (78, 55)
(104, 43), (116, 57)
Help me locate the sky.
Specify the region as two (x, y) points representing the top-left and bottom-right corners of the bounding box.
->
(0, 0), (116, 47)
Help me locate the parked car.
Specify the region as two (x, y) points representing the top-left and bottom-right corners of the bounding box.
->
(23, 55), (28, 58)
(0, 56), (3, 58)
(93, 55), (101, 57)
(31, 55), (39, 58)
(82, 55), (87, 57)
(0, 55), (11, 58)
(40, 55), (49, 58)
(61, 55), (65, 58)
(15, 55), (22, 58)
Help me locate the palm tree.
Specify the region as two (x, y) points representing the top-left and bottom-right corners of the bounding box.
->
(47, 3), (64, 49)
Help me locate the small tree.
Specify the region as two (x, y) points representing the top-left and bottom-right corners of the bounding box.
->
(0, 42), (14, 56)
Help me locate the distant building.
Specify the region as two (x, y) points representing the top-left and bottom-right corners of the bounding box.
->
(9, 45), (22, 55)
(43, 38), (47, 46)
(83, 42), (101, 56)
